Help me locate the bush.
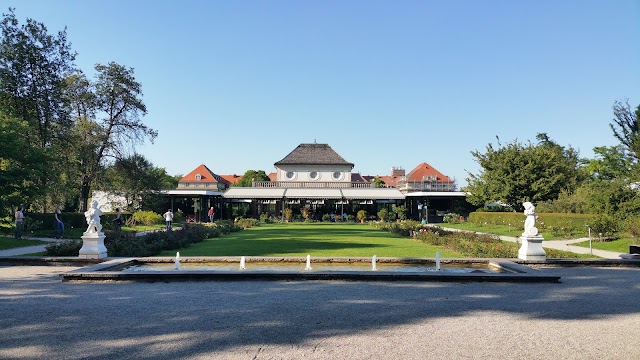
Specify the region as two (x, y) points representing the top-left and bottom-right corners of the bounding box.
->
(469, 211), (596, 238)
(235, 217), (259, 228)
(132, 211), (163, 226)
(347, 214), (356, 222)
(626, 217), (640, 238)
(357, 210), (367, 222)
(45, 239), (83, 256)
(588, 215), (622, 240)
(259, 213), (270, 223)
(392, 205), (407, 221)
(443, 213), (461, 224)
(377, 209), (389, 222)
(284, 208), (293, 222)
(322, 214), (331, 222)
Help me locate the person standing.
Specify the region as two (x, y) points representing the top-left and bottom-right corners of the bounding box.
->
(163, 209), (174, 231)
(14, 206), (24, 239)
(113, 208), (123, 232)
(54, 206), (64, 239)
(207, 206), (216, 223)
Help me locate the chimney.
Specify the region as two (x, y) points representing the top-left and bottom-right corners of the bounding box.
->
(392, 167), (405, 177)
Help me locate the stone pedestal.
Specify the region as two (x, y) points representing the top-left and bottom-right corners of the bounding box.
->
(518, 235), (546, 260)
(79, 232), (107, 259)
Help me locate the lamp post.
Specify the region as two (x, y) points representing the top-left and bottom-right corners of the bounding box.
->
(585, 224), (592, 255)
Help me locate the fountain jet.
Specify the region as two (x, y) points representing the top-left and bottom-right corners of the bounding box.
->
(305, 255), (312, 270)
(175, 252), (181, 271)
(435, 251), (441, 271)
(240, 256), (246, 270)
(372, 255), (377, 271)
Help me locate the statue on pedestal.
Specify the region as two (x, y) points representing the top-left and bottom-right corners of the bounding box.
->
(84, 200), (103, 234)
(518, 201), (546, 261)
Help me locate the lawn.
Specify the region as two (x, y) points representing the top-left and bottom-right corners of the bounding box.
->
(0, 236), (48, 250)
(573, 237), (639, 253)
(437, 222), (587, 240)
(159, 222), (463, 258)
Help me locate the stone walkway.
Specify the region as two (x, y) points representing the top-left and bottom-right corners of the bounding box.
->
(0, 237), (60, 257)
(496, 235), (624, 259)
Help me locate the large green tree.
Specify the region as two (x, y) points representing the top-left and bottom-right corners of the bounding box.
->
(67, 63), (157, 211)
(464, 134), (582, 211)
(0, 9), (76, 211)
(234, 170), (270, 187)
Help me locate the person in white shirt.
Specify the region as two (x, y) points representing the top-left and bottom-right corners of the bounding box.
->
(163, 209), (174, 231)
(14, 206), (24, 239)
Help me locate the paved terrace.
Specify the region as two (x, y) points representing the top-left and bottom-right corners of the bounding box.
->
(0, 265), (638, 359)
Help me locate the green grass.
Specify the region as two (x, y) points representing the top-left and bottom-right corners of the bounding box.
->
(0, 236), (48, 250)
(437, 222), (585, 240)
(573, 237), (639, 253)
(159, 222), (462, 258)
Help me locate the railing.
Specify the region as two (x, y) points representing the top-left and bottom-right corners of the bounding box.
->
(252, 181), (375, 188)
(398, 181), (457, 192)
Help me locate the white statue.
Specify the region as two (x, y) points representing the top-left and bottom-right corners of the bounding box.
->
(523, 201), (538, 237)
(84, 200), (103, 234)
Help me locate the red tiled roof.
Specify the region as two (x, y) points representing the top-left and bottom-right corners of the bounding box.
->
(406, 162), (452, 183)
(375, 175), (402, 188)
(179, 164), (220, 183)
(218, 174), (243, 186)
(268, 172), (277, 181)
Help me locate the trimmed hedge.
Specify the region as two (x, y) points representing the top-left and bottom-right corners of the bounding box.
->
(468, 212), (596, 238)
(45, 222), (243, 257)
(24, 212), (132, 231)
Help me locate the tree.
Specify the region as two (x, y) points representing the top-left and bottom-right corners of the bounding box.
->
(234, 170), (270, 187)
(0, 9), (77, 211)
(610, 99), (640, 161)
(582, 145), (632, 181)
(464, 134), (582, 211)
(70, 62), (157, 211)
(373, 178), (386, 188)
(0, 114), (50, 217)
(100, 154), (174, 211)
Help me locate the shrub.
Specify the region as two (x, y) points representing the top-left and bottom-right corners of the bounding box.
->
(392, 205), (407, 221)
(377, 209), (388, 222)
(347, 214), (356, 222)
(626, 217), (640, 238)
(284, 208), (293, 222)
(259, 213), (270, 223)
(235, 217), (259, 228)
(357, 210), (367, 222)
(132, 211), (163, 226)
(588, 215), (622, 240)
(443, 213), (461, 224)
(45, 239), (83, 256)
(468, 211), (596, 238)
(322, 214), (331, 222)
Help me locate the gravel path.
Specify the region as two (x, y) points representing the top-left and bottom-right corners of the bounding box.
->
(1, 265), (639, 359)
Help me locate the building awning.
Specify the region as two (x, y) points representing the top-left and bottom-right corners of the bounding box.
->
(341, 188), (405, 200)
(164, 189), (224, 196)
(223, 188), (286, 199)
(403, 191), (467, 197)
(284, 188), (343, 199)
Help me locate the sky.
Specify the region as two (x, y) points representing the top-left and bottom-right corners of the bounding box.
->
(4, 1), (639, 187)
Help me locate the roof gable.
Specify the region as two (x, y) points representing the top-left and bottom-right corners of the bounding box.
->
(275, 144), (354, 168)
(179, 164), (220, 183)
(406, 162), (452, 183)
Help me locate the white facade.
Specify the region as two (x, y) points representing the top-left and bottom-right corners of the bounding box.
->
(275, 164), (352, 183)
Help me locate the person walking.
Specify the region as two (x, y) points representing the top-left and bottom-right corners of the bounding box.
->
(163, 209), (174, 231)
(14, 206), (24, 239)
(208, 207), (216, 223)
(54, 206), (64, 239)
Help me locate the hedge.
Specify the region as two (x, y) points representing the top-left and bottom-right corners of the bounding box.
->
(45, 222), (243, 257)
(24, 212), (132, 231)
(468, 212), (597, 237)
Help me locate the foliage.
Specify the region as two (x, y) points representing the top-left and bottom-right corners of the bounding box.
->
(347, 214), (356, 222)
(234, 217), (260, 228)
(625, 217), (640, 238)
(301, 207), (311, 220)
(373, 178), (385, 188)
(468, 211), (596, 238)
(588, 215), (622, 239)
(132, 211), (163, 226)
(322, 214), (332, 222)
(609, 99), (640, 161)
(464, 134), (582, 211)
(259, 213), (270, 223)
(45, 223), (243, 257)
(233, 170), (270, 187)
(443, 213), (462, 224)
(377, 208), (388, 222)
(356, 210), (367, 221)
(582, 145), (633, 181)
(0, 115), (51, 217)
(392, 205), (407, 221)
(283, 208), (293, 222)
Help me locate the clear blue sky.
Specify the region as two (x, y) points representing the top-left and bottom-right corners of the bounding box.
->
(5, 1), (639, 187)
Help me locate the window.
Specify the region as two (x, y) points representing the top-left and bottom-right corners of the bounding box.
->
(332, 171), (343, 180)
(285, 171), (296, 180)
(309, 171), (319, 180)
(195, 173), (202, 180)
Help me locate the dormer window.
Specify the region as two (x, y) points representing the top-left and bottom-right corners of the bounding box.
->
(195, 173), (202, 181)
